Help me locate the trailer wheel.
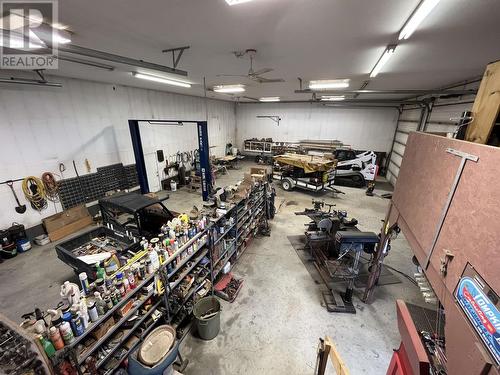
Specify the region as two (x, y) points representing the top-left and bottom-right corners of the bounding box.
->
(281, 178), (294, 191)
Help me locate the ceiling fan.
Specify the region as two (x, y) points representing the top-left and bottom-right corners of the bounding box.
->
(217, 49), (285, 84)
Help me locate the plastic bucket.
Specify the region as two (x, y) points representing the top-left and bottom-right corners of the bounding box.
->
(193, 296), (221, 340)
(128, 342), (178, 375)
(170, 181), (177, 192)
(17, 239), (32, 253)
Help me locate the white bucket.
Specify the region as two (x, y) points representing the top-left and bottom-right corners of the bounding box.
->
(170, 180), (177, 191)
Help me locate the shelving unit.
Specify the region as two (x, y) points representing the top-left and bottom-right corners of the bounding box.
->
(51, 183), (269, 374)
(51, 225), (211, 375)
(211, 182), (268, 286)
(96, 299), (163, 369)
(77, 289), (155, 365)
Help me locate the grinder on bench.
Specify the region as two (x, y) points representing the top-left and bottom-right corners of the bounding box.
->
(333, 231), (379, 310)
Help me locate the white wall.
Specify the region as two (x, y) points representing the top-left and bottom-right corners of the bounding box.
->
(235, 103), (399, 153)
(0, 76), (236, 229)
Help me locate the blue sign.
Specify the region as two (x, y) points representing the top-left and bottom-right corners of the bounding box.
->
(456, 276), (500, 366)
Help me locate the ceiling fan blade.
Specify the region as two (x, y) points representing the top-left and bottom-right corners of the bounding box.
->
(216, 74), (248, 77)
(252, 68), (273, 76)
(255, 76), (285, 83)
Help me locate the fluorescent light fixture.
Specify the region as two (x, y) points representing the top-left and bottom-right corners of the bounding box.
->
(308, 79), (350, 90)
(213, 84), (245, 93)
(132, 72), (191, 88)
(321, 95), (345, 101)
(0, 31), (44, 49)
(52, 23), (69, 30)
(148, 121), (184, 126)
(259, 97), (280, 102)
(370, 45), (397, 78)
(225, 0), (253, 5)
(399, 0), (440, 40)
(53, 31), (71, 44)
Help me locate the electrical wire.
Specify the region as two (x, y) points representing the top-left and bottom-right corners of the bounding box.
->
(41, 172), (59, 202)
(22, 176), (47, 211)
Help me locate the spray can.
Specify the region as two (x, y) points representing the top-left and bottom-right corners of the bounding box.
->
(88, 301), (98, 322)
(79, 272), (90, 295)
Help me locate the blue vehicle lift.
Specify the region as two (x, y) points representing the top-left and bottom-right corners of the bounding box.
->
(128, 120), (212, 201)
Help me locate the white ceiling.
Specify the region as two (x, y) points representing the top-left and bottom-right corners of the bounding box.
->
(34, 0), (500, 100)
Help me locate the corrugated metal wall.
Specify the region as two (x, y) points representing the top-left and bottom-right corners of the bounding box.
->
(386, 81), (479, 186)
(0, 76), (236, 228)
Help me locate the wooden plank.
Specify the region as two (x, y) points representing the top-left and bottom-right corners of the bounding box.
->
(465, 60), (500, 144)
(324, 336), (350, 375)
(47, 216), (93, 241)
(317, 339), (330, 375)
(42, 204), (90, 232)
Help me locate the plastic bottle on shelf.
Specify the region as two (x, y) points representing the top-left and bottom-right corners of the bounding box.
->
(95, 262), (106, 280)
(94, 291), (107, 315)
(49, 326), (64, 350)
(87, 301), (98, 322)
(38, 335), (56, 357)
(149, 247), (160, 271)
(123, 271), (130, 291)
(59, 320), (74, 345)
(69, 308), (84, 337)
(78, 297), (89, 329)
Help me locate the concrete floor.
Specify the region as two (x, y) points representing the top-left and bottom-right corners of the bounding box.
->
(0, 161), (424, 374)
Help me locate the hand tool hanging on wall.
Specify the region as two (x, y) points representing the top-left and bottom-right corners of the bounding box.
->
(6, 180), (27, 214)
(73, 160), (90, 202)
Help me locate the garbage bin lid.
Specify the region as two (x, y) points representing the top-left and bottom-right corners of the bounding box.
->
(138, 325), (176, 366)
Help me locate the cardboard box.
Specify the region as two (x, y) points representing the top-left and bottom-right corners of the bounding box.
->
(42, 205), (93, 242)
(117, 300), (134, 318)
(92, 316), (115, 340)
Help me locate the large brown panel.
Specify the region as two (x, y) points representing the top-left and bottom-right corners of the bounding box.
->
(392, 132), (499, 296)
(390, 132), (500, 374)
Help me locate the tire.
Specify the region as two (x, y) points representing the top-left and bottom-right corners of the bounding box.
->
(351, 174), (365, 187)
(281, 178), (293, 191)
(255, 155), (263, 164)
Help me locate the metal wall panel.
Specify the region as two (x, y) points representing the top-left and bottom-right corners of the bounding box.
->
(235, 103), (399, 153)
(0, 76), (236, 228)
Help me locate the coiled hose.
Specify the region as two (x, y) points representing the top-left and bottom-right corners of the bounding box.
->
(22, 176), (47, 211)
(42, 172), (59, 202)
